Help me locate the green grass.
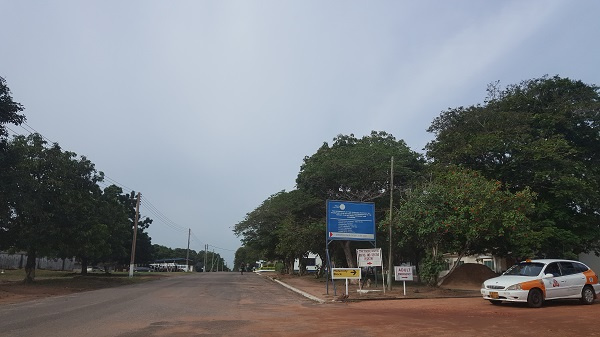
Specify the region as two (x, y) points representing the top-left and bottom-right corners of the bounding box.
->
(0, 268), (169, 284)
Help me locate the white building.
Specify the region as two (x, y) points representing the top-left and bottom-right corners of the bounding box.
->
(293, 252), (322, 273)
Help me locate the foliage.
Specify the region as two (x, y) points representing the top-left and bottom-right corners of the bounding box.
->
(234, 246), (261, 272)
(426, 76), (600, 257)
(419, 252), (446, 286)
(2, 134), (104, 281)
(296, 131), (425, 267)
(297, 131), (424, 202)
(0, 76), (25, 139)
(234, 189), (324, 273)
(0, 134), (155, 280)
(396, 168), (536, 269)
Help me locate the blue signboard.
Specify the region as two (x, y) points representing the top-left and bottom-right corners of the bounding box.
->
(326, 200), (375, 241)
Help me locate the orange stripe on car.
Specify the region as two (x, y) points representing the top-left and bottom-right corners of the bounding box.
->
(520, 279), (546, 297)
(583, 270), (598, 285)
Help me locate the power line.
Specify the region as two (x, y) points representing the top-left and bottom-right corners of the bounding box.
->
(207, 244), (237, 252)
(140, 198), (187, 233)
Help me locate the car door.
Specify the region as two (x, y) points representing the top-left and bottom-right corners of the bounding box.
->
(559, 261), (587, 297)
(542, 262), (568, 299)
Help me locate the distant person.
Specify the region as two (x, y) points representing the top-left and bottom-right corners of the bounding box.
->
(240, 262), (246, 275)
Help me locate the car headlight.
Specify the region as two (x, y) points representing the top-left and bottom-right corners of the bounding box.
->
(506, 284), (522, 291)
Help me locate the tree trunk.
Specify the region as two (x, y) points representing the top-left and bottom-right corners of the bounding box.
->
(341, 241), (359, 284)
(437, 251), (466, 286)
(81, 257), (88, 275)
(24, 250), (36, 283)
(342, 241), (356, 268)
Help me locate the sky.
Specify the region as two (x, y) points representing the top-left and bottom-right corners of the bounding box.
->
(2, 1), (599, 267)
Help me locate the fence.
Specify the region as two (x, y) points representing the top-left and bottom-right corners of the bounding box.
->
(0, 252), (76, 271)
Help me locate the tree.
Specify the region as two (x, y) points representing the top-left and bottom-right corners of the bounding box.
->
(426, 76), (600, 258)
(3, 134), (104, 281)
(233, 189), (324, 274)
(395, 168), (535, 284)
(296, 131), (425, 267)
(234, 246), (261, 272)
(0, 76), (25, 139)
(53, 154), (106, 275)
(233, 191), (285, 262)
(272, 190), (324, 274)
(0, 76), (25, 241)
(91, 185), (132, 272)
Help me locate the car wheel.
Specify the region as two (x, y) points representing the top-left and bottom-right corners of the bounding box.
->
(489, 300), (503, 305)
(527, 288), (543, 308)
(580, 286), (595, 305)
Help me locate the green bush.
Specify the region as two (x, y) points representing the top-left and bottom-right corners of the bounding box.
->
(419, 253), (446, 286)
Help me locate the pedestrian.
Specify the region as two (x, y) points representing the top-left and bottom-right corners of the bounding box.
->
(240, 262), (245, 275)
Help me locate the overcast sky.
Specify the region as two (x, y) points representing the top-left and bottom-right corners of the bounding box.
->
(2, 1), (599, 267)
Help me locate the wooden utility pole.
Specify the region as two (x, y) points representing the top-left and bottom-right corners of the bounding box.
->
(128, 192), (141, 278)
(204, 244), (208, 272)
(387, 157), (394, 290)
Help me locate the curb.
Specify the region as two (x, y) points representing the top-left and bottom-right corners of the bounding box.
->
(266, 276), (326, 304)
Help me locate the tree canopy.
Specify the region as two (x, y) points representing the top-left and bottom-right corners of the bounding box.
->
(233, 189), (324, 273)
(296, 131), (426, 267)
(426, 76), (600, 258)
(0, 76), (25, 139)
(395, 167), (535, 283)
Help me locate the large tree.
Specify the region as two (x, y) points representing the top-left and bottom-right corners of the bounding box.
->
(233, 189), (323, 273)
(395, 168), (535, 284)
(296, 131), (425, 267)
(3, 134), (103, 281)
(426, 76), (600, 258)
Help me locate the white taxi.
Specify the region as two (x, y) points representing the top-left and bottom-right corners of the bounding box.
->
(481, 259), (600, 308)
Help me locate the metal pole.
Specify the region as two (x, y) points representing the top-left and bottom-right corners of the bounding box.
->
(129, 192), (141, 278)
(387, 157), (394, 290)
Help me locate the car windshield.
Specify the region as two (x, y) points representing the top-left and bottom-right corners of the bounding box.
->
(503, 262), (545, 276)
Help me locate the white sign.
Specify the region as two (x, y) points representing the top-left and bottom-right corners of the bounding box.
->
(394, 266), (414, 281)
(357, 248), (382, 267)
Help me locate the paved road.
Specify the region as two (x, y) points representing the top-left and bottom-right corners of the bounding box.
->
(3, 273), (600, 337)
(0, 272), (315, 337)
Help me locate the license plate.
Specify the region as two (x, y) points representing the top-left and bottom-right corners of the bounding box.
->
(490, 292), (499, 299)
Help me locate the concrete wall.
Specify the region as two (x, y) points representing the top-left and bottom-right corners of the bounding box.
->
(579, 253), (600, 272)
(0, 252), (76, 271)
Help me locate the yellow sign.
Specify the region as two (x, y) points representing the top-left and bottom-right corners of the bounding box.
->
(332, 268), (361, 279)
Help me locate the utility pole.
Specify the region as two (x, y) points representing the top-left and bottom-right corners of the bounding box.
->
(128, 192), (141, 278)
(387, 157), (394, 290)
(186, 229), (191, 272)
(211, 249), (215, 272)
(204, 244), (208, 272)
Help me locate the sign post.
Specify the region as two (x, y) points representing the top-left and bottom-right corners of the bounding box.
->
(357, 248), (382, 291)
(327, 201), (375, 241)
(332, 268), (361, 296)
(394, 266), (414, 296)
(325, 200), (376, 296)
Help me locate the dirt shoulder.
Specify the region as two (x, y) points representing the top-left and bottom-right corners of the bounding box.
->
(262, 272), (481, 302)
(0, 271), (169, 305)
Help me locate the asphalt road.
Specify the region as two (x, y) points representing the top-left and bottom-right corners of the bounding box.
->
(3, 273), (600, 337)
(0, 272), (315, 337)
